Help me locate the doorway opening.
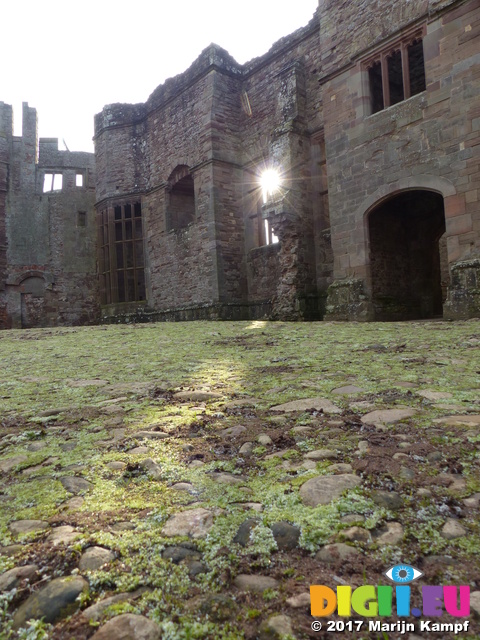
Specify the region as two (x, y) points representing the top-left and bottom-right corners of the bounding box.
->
(368, 190), (447, 320)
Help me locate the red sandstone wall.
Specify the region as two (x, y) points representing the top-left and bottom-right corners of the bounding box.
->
(318, 0), (480, 283)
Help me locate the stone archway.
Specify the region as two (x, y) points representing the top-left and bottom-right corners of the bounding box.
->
(367, 190), (446, 320)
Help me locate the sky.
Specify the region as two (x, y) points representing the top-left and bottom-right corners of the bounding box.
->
(2, 0), (319, 153)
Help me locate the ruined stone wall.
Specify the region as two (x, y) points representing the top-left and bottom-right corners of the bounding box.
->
(240, 18), (328, 317)
(1, 102), (98, 329)
(95, 46), (250, 318)
(0, 104), (11, 327)
(319, 0), (480, 319)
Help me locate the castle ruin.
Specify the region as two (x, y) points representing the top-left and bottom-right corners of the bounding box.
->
(1, 0), (479, 328)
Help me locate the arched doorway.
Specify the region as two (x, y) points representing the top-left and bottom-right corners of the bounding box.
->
(368, 190), (447, 320)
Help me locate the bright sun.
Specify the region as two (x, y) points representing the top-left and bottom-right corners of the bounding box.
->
(260, 168), (281, 202)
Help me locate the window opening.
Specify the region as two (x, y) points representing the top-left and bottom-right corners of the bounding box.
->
(408, 39), (426, 95)
(76, 173), (84, 187)
(264, 219), (279, 245)
(167, 169), (195, 230)
(388, 50), (404, 106)
(98, 202), (146, 305)
(53, 174), (63, 190)
(367, 34), (426, 114)
(43, 173), (63, 192)
(77, 211), (86, 227)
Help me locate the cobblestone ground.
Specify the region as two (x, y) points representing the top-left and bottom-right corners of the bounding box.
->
(0, 320), (479, 639)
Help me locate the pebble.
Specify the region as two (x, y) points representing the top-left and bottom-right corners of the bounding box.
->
(0, 455), (28, 474)
(270, 397), (342, 414)
(171, 482), (195, 493)
(417, 390), (453, 401)
(265, 449), (296, 459)
(79, 546), (115, 571)
(233, 519), (259, 546)
(189, 460), (205, 468)
(90, 613), (161, 640)
(332, 385), (364, 395)
(300, 474), (360, 507)
(60, 442), (77, 452)
(107, 461), (127, 470)
(0, 544), (24, 556)
(239, 442), (254, 456)
(371, 490), (403, 510)
(65, 496), (84, 510)
(316, 543), (361, 563)
(341, 514), (364, 524)
(207, 471), (246, 485)
(260, 614), (294, 639)
(59, 476), (92, 494)
(271, 521), (301, 550)
(286, 592), (311, 608)
(139, 458), (163, 479)
(400, 466), (415, 480)
(0, 564), (38, 591)
(374, 522), (404, 545)
(220, 426), (247, 437)
(257, 434), (273, 445)
(47, 525), (81, 546)
(9, 520), (49, 535)
(162, 508), (214, 538)
(127, 446), (150, 455)
(234, 574), (278, 592)
(434, 414), (480, 427)
(82, 589), (146, 622)
(361, 408), (416, 425)
(230, 502), (263, 512)
(132, 430), (170, 440)
(342, 526), (371, 543)
(463, 493), (480, 508)
(304, 449), (337, 460)
(470, 591), (480, 618)
(441, 519), (467, 539)
(13, 576), (88, 629)
(329, 463), (353, 473)
(27, 442), (46, 452)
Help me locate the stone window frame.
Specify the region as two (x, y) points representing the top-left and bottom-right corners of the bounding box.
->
(43, 172), (63, 192)
(97, 200), (146, 305)
(165, 165), (196, 231)
(362, 25), (427, 115)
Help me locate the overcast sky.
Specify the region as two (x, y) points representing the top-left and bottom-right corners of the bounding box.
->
(2, 0), (318, 153)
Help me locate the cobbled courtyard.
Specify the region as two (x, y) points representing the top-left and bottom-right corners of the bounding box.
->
(0, 320), (479, 639)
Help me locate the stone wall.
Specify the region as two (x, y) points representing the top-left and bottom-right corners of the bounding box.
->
(0, 102), (98, 329)
(94, 0), (479, 323)
(320, 0), (480, 319)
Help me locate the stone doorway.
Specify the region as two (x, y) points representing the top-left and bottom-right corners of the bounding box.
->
(368, 190), (447, 320)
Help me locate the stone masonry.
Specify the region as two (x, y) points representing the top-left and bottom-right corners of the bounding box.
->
(1, 0), (479, 327)
(0, 102), (98, 329)
(94, 0), (480, 323)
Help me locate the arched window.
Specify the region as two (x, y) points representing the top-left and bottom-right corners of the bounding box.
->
(166, 165), (195, 230)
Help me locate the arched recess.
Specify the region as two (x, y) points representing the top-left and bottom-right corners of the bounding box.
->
(166, 165), (195, 231)
(366, 189), (447, 320)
